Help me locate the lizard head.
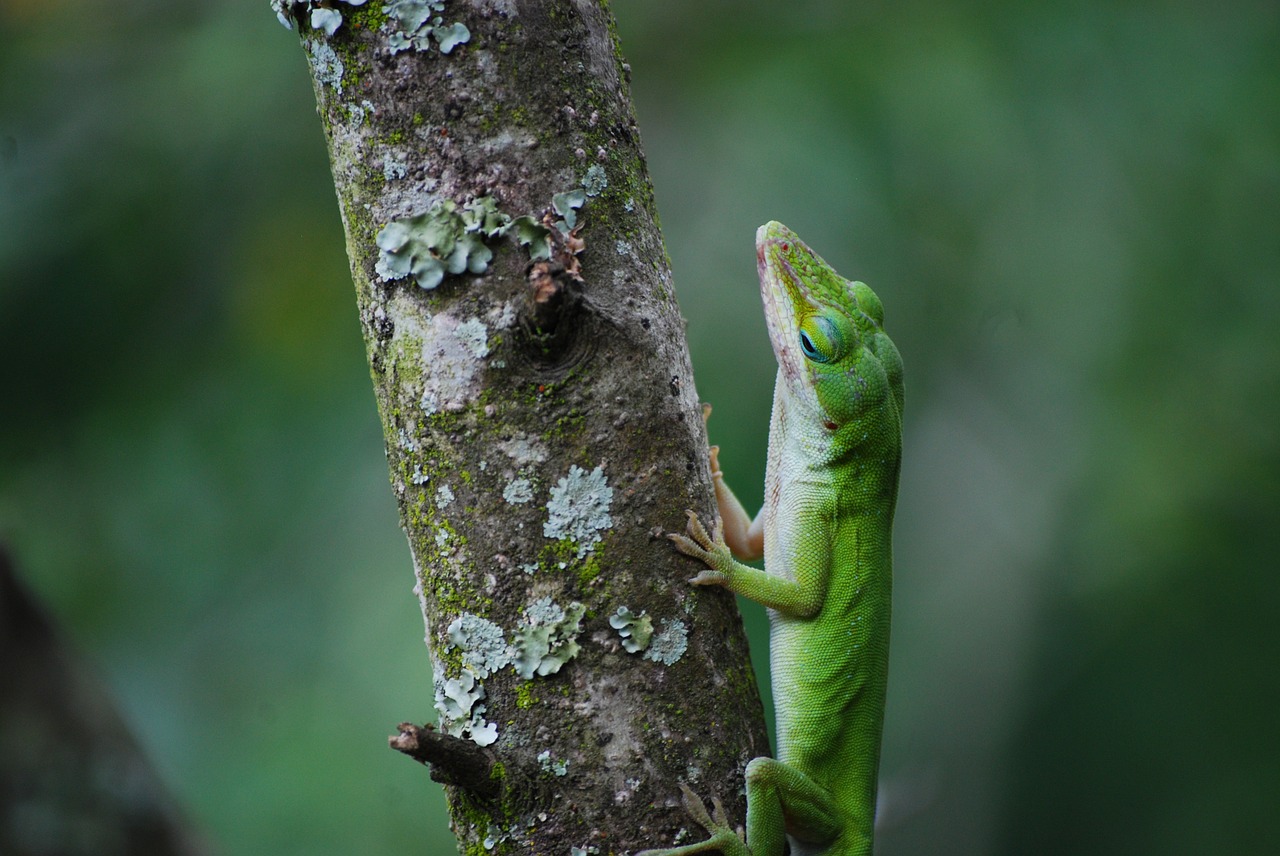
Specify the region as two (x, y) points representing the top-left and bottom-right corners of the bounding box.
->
(756, 221), (904, 443)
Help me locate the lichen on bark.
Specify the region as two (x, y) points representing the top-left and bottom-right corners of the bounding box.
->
(286, 1), (770, 852)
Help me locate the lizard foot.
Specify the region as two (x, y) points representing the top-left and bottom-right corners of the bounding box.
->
(668, 511), (732, 585)
(634, 784), (748, 856)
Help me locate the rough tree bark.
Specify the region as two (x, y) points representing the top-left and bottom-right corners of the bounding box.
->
(277, 1), (770, 852)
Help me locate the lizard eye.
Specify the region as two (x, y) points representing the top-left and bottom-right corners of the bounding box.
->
(798, 316), (842, 363)
(799, 330), (827, 362)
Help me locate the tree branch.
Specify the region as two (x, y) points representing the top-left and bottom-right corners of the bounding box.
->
(389, 722), (500, 799)
(282, 1), (769, 851)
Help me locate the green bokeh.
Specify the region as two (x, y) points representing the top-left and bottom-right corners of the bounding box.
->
(2, 1), (1276, 853)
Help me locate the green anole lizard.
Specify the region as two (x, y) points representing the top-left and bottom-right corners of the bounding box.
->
(640, 222), (904, 856)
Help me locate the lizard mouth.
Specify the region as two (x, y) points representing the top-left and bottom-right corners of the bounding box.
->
(756, 222), (812, 389)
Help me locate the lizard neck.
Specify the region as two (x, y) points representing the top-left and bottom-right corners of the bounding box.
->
(768, 372), (902, 504)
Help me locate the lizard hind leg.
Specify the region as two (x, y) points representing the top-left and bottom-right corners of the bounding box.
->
(633, 784), (749, 856)
(741, 757), (844, 856)
(635, 759), (844, 856)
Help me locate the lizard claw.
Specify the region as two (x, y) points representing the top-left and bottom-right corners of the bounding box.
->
(684, 509), (724, 551)
(707, 445), (723, 481)
(679, 783), (715, 828)
(675, 785), (746, 849)
(669, 511), (732, 587)
(709, 794), (733, 831)
(667, 531), (709, 563)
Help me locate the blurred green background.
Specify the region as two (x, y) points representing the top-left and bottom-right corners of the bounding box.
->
(2, 0), (1277, 853)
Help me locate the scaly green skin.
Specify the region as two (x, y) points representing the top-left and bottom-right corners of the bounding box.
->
(642, 222), (904, 856)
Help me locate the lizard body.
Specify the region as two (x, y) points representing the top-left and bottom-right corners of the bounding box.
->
(641, 222), (904, 856)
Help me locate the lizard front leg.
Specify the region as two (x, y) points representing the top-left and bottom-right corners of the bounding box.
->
(670, 510), (828, 619)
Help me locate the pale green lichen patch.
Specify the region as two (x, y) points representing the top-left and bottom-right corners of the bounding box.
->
(433, 664), (498, 746)
(581, 164), (607, 197)
(510, 598), (586, 679)
(396, 426), (420, 452)
(382, 0), (471, 54)
(504, 187), (591, 262)
(382, 149), (409, 181)
(552, 189), (586, 232)
(536, 750), (569, 777)
(483, 825), (507, 850)
(608, 606), (654, 654)
(544, 465), (613, 557)
(349, 99), (375, 127)
(524, 596), (568, 626)
(435, 665), (481, 718)
(512, 216), (553, 261)
(437, 598), (586, 745)
(305, 39), (345, 93)
(644, 619), (688, 666)
(435, 484), (455, 508)
(502, 477), (534, 505)
(272, 0), (368, 36)
(375, 197), (510, 290)
(447, 613), (514, 678)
